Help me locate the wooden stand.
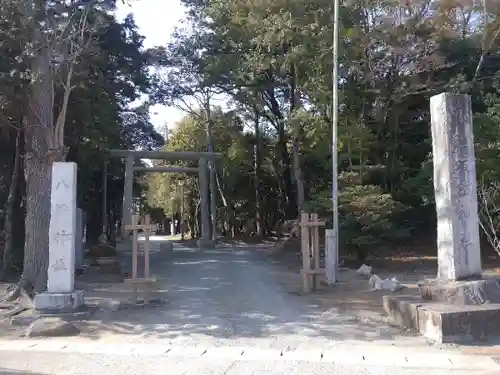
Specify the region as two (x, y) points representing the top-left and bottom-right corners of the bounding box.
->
(124, 214), (160, 304)
(300, 212), (325, 293)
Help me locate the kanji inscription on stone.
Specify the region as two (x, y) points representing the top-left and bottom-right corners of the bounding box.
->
(48, 162), (78, 293)
(430, 93), (481, 280)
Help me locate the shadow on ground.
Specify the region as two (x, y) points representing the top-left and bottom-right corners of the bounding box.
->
(74, 240), (432, 349)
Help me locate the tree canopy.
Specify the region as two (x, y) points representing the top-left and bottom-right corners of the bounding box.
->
(3, 0), (500, 290)
(145, 0), (500, 254)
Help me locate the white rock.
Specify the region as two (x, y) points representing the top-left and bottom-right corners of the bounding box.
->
(356, 264), (372, 276)
(369, 275), (404, 292)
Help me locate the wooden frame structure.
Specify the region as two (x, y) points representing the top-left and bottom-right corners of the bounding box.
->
(300, 212), (325, 293)
(124, 214), (159, 304)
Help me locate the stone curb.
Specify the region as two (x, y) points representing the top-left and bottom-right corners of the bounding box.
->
(0, 340), (497, 370)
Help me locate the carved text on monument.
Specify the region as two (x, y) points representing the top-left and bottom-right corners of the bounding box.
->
(51, 258), (67, 271)
(55, 178), (70, 190)
(450, 132), (468, 159)
(55, 203), (69, 211)
(451, 159), (471, 198)
(53, 230), (73, 246)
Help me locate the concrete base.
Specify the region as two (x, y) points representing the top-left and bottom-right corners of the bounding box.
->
(10, 304), (95, 327)
(419, 277), (500, 305)
(383, 294), (500, 343)
(34, 290), (84, 313)
(197, 238), (215, 250)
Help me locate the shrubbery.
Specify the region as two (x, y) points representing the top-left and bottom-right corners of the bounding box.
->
(306, 172), (413, 261)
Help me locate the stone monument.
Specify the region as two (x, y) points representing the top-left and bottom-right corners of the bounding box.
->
(430, 93), (482, 280)
(34, 162), (84, 312)
(383, 93), (500, 343)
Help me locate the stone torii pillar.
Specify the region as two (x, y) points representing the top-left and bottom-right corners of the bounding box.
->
(198, 158), (213, 249)
(112, 150), (220, 248)
(122, 155), (134, 236)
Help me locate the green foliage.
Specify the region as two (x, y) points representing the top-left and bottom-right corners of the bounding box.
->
(338, 185), (412, 251)
(305, 173), (412, 259)
(142, 0), (500, 251)
(6, 0), (500, 269)
(0, 3), (164, 267)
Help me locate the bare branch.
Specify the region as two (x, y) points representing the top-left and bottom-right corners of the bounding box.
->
(478, 180), (500, 256)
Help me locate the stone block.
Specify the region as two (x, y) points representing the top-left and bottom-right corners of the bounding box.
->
(384, 294), (500, 343)
(419, 277), (500, 305)
(383, 294), (421, 330)
(34, 290), (84, 313)
(10, 305), (95, 326)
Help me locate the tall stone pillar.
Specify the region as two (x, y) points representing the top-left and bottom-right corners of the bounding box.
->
(209, 161), (217, 240)
(34, 162), (84, 311)
(100, 160), (108, 242)
(430, 93), (482, 280)
(198, 159), (213, 249)
(121, 156), (134, 236)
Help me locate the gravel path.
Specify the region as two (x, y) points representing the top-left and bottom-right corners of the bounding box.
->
(81, 240), (442, 351)
(0, 240), (499, 373)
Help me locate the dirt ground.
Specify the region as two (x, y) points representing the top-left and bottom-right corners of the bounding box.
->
(1, 236), (500, 355)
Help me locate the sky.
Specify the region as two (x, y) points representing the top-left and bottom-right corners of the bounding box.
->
(115, 0), (187, 132)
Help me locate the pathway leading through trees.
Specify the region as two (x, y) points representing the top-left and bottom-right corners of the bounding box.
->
(0, 239), (498, 374)
(104, 239), (446, 350)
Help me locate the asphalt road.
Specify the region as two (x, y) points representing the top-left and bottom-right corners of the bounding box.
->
(0, 239), (497, 374)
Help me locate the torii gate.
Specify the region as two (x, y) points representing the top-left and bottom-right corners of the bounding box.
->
(108, 150), (221, 249)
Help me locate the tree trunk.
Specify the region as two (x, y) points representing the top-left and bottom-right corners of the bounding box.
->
(253, 110), (265, 236)
(290, 63), (305, 212)
(214, 168), (236, 236)
(264, 90), (295, 218)
(1, 130), (22, 278)
(22, 154), (51, 294)
(18, 40), (54, 296)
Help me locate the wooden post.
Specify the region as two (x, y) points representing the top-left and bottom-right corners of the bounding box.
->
(129, 215), (140, 303)
(180, 183), (185, 241)
(124, 214), (158, 304)
(143, 215), (152, 279)
(311, 213), (320, 290)
(301, 212), (312, 293)
(141, 214), (156, 302)
(300, 212), (326, 293)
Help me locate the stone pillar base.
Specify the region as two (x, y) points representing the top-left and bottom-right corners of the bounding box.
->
(418, 277), (500, 305)
(34, 290), (84, 313)
(197, 238), (215, 250)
